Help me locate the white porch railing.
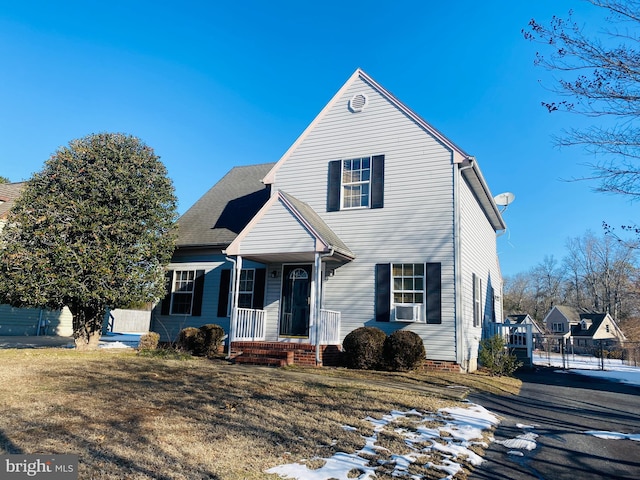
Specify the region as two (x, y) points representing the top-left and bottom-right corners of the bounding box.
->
(317, 309), (341, 345)
(233, 308), (266, 341)
(231, 308), (341, 345)
(485, 322), (533, 360)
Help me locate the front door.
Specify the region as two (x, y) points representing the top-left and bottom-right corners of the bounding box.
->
(280, 264), (312, 337)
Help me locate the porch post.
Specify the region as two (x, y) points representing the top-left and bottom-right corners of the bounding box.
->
(314, 252), (322, 365)
(230, 255), (243, 346)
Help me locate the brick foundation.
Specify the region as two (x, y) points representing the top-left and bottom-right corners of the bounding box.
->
(421, 360), (462, 372)
(231, 341), (343, 367)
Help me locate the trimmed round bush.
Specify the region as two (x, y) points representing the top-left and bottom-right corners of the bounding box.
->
(138, 332), (160, 351)
(198, 324), (225, 358)
(177, 327), (201, 354)
(342, 326), (387, 370)
(383, 330), (426, 371)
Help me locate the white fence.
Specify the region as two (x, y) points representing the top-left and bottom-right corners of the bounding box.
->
(106, 309), (151, 333)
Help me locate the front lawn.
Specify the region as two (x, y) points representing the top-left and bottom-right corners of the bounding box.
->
(0, 349), (518, 479)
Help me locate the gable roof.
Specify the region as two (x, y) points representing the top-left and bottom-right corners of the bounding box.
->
(261, 68), (506, 231)
(225, 190), (355, 262)
(175, 163), (275, 248)
(278, 191), (355, 260)
(0, 182), (26, 219)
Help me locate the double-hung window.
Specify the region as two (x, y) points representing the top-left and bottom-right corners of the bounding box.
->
(237, 269), (255, 309)
(375, 262), (441, 324)
(327, 155), (384, 211)
(392, 263), (424, 322)
(342, 157), (371, 209)
(162, 269), (205, 316)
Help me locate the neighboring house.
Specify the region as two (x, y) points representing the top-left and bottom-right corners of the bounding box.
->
(0, 182), (26, 231)
(153, 68), (506, 372)
(0, 181), (73, 336)
(505, 313), (545, 350)
(543, 305), (626, 353)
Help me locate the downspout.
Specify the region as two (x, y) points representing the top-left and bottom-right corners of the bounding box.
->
(455, 157), (475, 372)
(315, 248), (334, 365)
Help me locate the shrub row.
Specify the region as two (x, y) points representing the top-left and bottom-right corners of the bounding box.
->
(177, 324), (226, 358)
(342, 327), (425, 372)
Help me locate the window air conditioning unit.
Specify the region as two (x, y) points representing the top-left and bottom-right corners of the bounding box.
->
(394, 304), (422, 322)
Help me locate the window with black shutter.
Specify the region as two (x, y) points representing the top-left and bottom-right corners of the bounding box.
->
(327, 155), (384, 212)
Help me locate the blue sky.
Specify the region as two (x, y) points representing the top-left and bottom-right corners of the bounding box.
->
(1, 0), (636, 277)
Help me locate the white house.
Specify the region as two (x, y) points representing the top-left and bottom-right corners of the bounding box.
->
(153, 69), (506, 372)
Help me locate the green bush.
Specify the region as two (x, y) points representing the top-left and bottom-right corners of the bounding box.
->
(177, 327), (200, 354)
(137, 332), (160, 351)
(198, 324), (225, 358)
(479, 334), (522, 376)
(383, 330), (425, 371)
(342, 326), (387, 370)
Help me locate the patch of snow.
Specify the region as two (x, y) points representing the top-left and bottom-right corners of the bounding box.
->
(266, 403), (500, 480)
(584, 431), (640, 442)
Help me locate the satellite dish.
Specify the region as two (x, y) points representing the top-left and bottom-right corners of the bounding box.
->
(493, 192), (515, 212)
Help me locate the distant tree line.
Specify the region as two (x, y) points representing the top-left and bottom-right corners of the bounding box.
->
(503, 230), (640, 329)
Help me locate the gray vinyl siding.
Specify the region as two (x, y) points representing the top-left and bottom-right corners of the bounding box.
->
(271, 76), (458, 361)
(151, 252), (266, 342)
(238, 200), (316, 255)
(459, 175), (503, 366)
(0, 304), (73, 336)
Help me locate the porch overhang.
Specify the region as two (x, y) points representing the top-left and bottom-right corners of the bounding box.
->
(224, 190), (355, 266)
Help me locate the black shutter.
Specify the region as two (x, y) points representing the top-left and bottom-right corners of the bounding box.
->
(252, 268), (266, 309)
(371, 154), (385, 209)
(426, 263), (441, 324)
(327, 160), (341, 212)
(217, 269), (231, 317)
(375, 263), (391, 322)
(191, 270), (205, 317)
(160, 270), (174, 315)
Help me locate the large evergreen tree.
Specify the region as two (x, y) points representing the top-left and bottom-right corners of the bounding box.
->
(0, 133), (177, 349)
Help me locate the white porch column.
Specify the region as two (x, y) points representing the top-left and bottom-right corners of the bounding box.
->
(230, 255), (243, 345)
(314, 252), (322, 364)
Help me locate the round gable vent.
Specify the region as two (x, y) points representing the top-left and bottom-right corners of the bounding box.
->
(348, 93), (368, 113)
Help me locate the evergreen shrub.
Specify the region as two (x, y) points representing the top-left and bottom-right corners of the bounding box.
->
(383, 330), (425, 371)
(342, 326), (387, 370)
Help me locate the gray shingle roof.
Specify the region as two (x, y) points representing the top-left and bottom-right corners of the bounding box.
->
(176, 163), (275, 248)
(0, 182), (26, 219)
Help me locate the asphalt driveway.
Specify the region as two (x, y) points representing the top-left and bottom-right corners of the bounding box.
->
(468, 367), (640, 480)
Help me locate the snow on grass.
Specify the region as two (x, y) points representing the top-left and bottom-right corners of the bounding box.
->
(533, 352), (640, 387)
(266, 402), (500, 480)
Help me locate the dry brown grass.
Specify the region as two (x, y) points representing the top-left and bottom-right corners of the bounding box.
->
(0, 349), (513, 479)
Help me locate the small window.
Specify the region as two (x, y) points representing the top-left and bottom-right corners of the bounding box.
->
(171, 270), (196, 315)
(472, 273), (482, 328)
(606, 324), (610, 333)
(238, 269), (255, 309)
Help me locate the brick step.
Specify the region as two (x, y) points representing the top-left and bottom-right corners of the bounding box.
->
(233, 348), (295, 367)
(234, 355), (292, 367)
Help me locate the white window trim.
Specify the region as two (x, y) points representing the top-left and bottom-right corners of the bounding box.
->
(391, 263), (426, 323)
(170, 270), (196, 316)
(341, 156), (372, 210)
